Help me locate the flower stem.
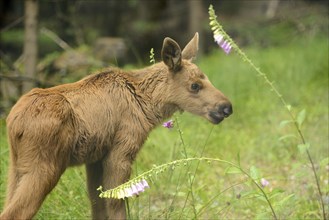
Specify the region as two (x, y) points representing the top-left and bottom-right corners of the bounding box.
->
(239, 168), (278, 220)
(174, 117), (198, 219)
(209, 5), (326, 219)
(100, 156), (279, 219)
(232, 22), (326, 220)
(196, 181), (247, 216)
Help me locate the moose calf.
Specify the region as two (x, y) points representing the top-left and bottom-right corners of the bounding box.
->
(0, 33), (232, 219)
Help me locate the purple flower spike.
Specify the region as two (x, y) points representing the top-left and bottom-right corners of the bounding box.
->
(117, 189), (125, 199)
(260, 178), (270, 188)
(214, 34), (224, 44)
(226, 45), (232, 54)
(124, 187), (133, 198)
(213, 33), (232, 54)
(130, 184), (139, 196)
(162, 120), (174, 129)
(223, 44), (232, 54)
(141, 179), (150, 189)
(220, 40), (228, 48)
(220, 40), (232, 54)
(116, 179), (150, 199)
(136, 182), (145, 193)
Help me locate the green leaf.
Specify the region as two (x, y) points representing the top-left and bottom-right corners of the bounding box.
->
(279, 193), (295, 205)
(255, 211), (272, 220)
(279, 120), (294, 128)
(250, 165), (260, 180)
(286, 105), (292, 111)
(297, 142), (310, 154)
(240, 190), (259, 198)
(237, 152), (241, 167)
(176, 191), (186, 197)
(278, 134), (297, 141)
(297, 109), (306, 128)
(274, 193), (295, 208)
(195, 203), (203, 213)
(320, 157), (329, 166)
(225, 166), (242, 174)
(269, 188), (285, 200)
(149, 48), (155, 64)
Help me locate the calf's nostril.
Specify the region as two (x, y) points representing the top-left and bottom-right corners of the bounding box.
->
(219, 103), (233, 117)
(223, 106), (232, 117)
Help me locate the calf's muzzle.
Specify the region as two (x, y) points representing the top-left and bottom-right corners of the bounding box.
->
(209, 101), (233, 124)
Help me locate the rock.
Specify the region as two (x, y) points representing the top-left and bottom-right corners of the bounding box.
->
(53, 50), (90, 71)
(93, 37), (127, 63)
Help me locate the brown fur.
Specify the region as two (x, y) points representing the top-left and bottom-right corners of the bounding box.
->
(0, 33), (232, 220)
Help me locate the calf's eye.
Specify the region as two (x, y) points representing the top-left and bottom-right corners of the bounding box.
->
(191, 83), (201, 92)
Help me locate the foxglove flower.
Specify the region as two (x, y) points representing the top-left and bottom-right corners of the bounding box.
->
(124, 187), (133, 197)
(214, 33), (232, 54)
(116, 179), (150, 199)
(141, 179), (150, 189)
(260, 178), (270, 188)
(162, 119), (174, 129)
(136, 182), (145, 193)
(131, 184), (139, 196)
(117, 189), (125, 199)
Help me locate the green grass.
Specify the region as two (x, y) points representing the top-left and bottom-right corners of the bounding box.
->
(0, 35), (328, 219)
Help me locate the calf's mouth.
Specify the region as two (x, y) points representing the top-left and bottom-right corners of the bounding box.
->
(208, 102), (233, 124)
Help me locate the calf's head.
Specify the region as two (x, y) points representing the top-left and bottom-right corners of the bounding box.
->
(162, 33), (232, 124)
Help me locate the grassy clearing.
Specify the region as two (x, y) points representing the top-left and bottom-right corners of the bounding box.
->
(0, 35), (328, 219)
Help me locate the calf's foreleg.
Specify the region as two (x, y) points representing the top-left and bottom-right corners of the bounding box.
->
(86, 161), (107, 220)
(101, 130), (143, 220)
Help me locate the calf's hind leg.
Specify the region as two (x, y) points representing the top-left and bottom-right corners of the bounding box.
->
(3, 154), (19, 208)
(0, 163), (64, 220)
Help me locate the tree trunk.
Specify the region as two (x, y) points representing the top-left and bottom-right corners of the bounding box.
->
(23, 0), (38, 93)
(188, 0), (204, 54)
(266, 0), (280, 19)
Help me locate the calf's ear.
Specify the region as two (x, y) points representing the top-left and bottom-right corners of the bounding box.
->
(161, 37), (182, 72)
(182, 32), (199, 61)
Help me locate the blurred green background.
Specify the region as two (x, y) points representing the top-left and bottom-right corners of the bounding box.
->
(0, 0), (328, 219)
